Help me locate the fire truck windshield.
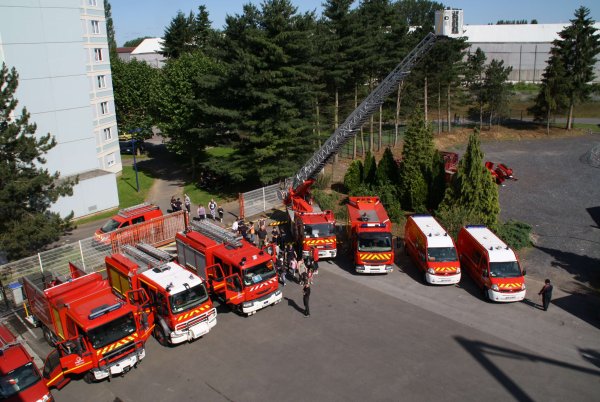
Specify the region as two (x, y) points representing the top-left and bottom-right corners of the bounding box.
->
(169, 284), (209, 314)
(358, 233), (392, 252)
(100, 218), (120, 233)
(242, 262), (276, 287)
(88, 313), (137, 349)
(0, 362), (41, 398)
(489, 261), (522, 278)
(427, 247), (458, 262)
(304, 223), (335, 238)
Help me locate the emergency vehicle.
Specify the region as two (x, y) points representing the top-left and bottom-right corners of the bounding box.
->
(457, 225), (526, 302)
(105, 243), (217, 346)
(0, 323), (52, 402)
(404, 215), (461, 285)
(286, 182), (337, 260)
(346, 197), (394, 274)
(176, 220), (282, 316)
(22, 263), (152, 388)
(95, 203), (163, 244)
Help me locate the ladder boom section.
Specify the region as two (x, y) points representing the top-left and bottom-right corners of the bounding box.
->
(292, 32), (438, 190)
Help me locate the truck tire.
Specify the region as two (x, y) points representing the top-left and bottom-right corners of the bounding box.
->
(482, 287), (491, 302)
(83, 371), (95, 384)
(153, 325), (168, 346)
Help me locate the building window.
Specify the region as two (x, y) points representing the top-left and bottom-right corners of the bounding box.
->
(103, 127), (112, 141)
(91, 20), (100, 34)
(94, 48), (103, 62)
(97, 75), (106, 89)
(100, 102), (109, 115)
(88, 0), (97, 6)
(106, 152), (115, 167)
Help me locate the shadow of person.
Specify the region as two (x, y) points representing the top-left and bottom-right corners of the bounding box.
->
(520, 298), (543, 310)
(284, 297), (305, 314)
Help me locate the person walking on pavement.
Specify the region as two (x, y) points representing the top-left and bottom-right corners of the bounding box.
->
(538, 279), (553, 311)
(197, 204), (206, 220)
(208, 199), (217, 220)
(303, 282), (311, 317)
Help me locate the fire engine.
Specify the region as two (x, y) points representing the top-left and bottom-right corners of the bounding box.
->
(22, 263), (151, 388)
(346, 197), (394, 274)
(0, 323), (52, 402)
(176, 220), (282, 316)
(279, 9), (464, 259)
(105, 243), (217, 346)
(404, 214), (461, 285)
(286, 182), (337, 260)
(95, 202), (163, 244)
(457, 225), (526, 302)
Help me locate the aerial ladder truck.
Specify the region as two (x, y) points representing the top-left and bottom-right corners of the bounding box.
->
(282, 9), (464, 259)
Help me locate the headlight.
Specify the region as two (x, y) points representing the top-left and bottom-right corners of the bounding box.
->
(427, 268), (435, 274)
(521, 283), (526, 290)
(275, 290), (282, 296)
(491, 284), (499, 291)
(242, 301), (254, 308)
(456, 267), (461, 274)
(38, 393), (53, 402)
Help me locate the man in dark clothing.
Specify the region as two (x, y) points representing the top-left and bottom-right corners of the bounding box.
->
(303, 283), (311, 317)
(538, 279), (553, 311)
(257, 226), (268, 248)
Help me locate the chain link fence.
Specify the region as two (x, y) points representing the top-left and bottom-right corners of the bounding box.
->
(0, 211), (186, 312)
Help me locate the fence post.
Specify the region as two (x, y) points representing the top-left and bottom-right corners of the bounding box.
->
(38, 253), (44, 273)
(79, 240), (86, 271)
(263, 187), (266, 212)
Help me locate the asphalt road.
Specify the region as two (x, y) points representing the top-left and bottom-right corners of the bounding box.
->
(15, 255), (600, 402)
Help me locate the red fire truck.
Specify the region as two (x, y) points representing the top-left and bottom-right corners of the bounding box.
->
(286, 181), (337, 260)
(105, 243), (217, 346)
(94, 203), (163, 245)
(346, 197), (394, 274)
(176, 220), (282, 316)
(0, 323), (52, 402)
(22, 263), (151, 388)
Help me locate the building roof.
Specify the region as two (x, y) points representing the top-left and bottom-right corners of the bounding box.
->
(131, 38), (163, 55)
(117, 47), (136, 54)
(464, 22), (600, 43)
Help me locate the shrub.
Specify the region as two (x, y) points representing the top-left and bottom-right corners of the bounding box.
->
(495, 220), (532, 250)
(314, 172), (332, 190)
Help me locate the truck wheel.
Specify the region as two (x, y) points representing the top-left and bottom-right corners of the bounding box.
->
(482, 287), (491, 302)
(153, 325), (168, 346)
(43, 327), (55, 347)
(83, 371), (95, 384)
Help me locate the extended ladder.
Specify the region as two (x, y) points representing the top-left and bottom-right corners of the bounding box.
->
(290, 32), (439, 191)
(190, 220), (244, 248)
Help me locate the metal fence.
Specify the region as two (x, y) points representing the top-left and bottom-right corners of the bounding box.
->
(239, 183), (285, 219)
(0, 211), (186, 310)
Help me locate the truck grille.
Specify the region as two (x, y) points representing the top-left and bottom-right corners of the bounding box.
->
(175, 310), (211, 331)
(100, 341), (138, 364)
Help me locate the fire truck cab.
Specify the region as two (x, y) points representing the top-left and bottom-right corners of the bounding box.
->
(176, 220), (282, 316)
(22, 263), (151, 388)
(404, 214), (461, 285)
(457, 225), (526, 302)
(105, 243), (217, 346)
(0, 323), (52, 402)
(95, 203), (163, 244)
(346, 197), (394, 274)
(290, 209), (337, 260)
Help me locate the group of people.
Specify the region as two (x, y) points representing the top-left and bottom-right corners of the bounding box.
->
(170, 195), (191, 213)
(196, 199), (224, 221)
(232, 218), (281, 249)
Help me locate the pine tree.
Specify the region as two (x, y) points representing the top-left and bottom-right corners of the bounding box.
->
(549, 6), (600, 130)
(483, 59), (513, 128)
(161, 11), (196, 59)
(362, 151), (377, 186)
(464, 48), (486, 129)
(438, 128), (499, 227)
(0, 64), (76, 260)
(529, 53), (568, 134)
(343, 159), (364, 193)
(376, 147), (399, 186)
(104, 0), (117, 57)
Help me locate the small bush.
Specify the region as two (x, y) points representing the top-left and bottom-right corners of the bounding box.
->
(495, 220), (532, 250)
(312, 189), (335, 211)
(314, 172), (332, 190)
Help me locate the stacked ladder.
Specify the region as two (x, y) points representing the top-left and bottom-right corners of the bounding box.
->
(190, 220), (244, 248)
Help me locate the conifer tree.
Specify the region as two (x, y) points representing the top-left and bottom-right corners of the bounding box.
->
(376, 147), (398, 186)
(529, 54), (568, 134)
(104, 0), (117, 57)
(0, 64), (75, 260)
(161, 11), (196, 59)
(343, 159), (364, 193)
(438, 128), (499, 227)
(362, 151), (377, 186)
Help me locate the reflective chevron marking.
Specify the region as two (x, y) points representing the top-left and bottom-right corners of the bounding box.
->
(359, 253), (392, 261)
(96, 333), (138, 356)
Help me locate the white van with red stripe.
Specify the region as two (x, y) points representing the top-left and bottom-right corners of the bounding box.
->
(404, 214), (461, 285)
(457, 225), (526, 302)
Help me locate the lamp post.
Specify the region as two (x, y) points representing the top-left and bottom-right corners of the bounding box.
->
(132, 139), (140, 192)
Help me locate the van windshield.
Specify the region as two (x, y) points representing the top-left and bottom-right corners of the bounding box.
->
(304, 223), (335, 238)
(427, 247), (458, 262)
(0, 362), (41, 398)
(100, 219), (121, 233)
(87, 313), (137, 349)
(490, 261), (522, 278)
(242, 261), (276, 287)
(358, 233), (392, 252)
(169, 284), (209, 314)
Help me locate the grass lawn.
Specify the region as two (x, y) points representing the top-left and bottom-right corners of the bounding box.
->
(184, 183), (224, 208)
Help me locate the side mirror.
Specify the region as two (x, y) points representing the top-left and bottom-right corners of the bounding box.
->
(522, 269), (526, 276)
(482, 270), (488, 278)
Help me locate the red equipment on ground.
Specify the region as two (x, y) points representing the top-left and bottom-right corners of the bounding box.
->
(485, 161), (517, 184)
(22, 263), (152, 389)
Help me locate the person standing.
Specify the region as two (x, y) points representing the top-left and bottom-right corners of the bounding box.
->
(197, 204), (206, 220)
(184, 194), (191, 213)
(218, 206), (224, 222)
(303, 282), (311, 317)
(258, 225), (268, 248)
(208, 199), (217, 220)
(538, 279), (553, 311)
(231, 219), (239, 233)
(175, 198), (183, 212)
(248, 222), (256, 244)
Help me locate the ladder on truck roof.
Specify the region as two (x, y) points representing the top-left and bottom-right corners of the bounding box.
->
(190, 220), (244, 248)
(288, 32), (439, 192)
(122, 244), (172, 273)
